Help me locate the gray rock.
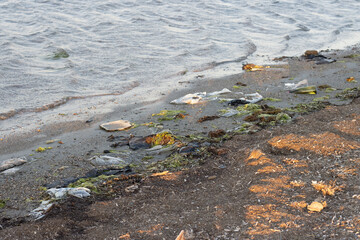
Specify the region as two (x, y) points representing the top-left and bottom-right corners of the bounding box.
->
(0, 158), (27, 172)
(89, 155), (127, 166)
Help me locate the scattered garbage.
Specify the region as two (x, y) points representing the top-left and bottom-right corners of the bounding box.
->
(30, 200), (54, 220)
(47, 187), (91, 199)
(207, 88), (232, 96)
(284, 79), (308, 90)
(171, 92), (206, 104)
(227, 93), (263, 106)
(0, 158), (27, 172)
(198, 115), (220, 123)
(346, 77), (357, 83)
(100, 120), (132, 132)
(290, 86), (317, 94)
(129, 136), (152, 150)
(171, 88), (232, 105)
(303, 50), (336, 64)
(242, 63), (268, 72)
(89, 155), (128, 166)
(307, 201), (327, 212)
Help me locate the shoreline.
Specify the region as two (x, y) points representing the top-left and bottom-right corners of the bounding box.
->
(1, 46), (360, 222)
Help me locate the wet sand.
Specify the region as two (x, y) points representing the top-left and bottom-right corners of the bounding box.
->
(1, 46), (360, 222)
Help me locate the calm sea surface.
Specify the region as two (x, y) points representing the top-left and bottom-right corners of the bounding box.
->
(1, 0), (360, 133)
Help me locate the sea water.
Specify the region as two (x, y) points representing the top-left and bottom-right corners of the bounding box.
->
(1, 0), (360, 136)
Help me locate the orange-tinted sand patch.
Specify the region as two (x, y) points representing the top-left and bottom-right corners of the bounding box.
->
(333, 115), (360, 136)
(268, 132), (360, 155)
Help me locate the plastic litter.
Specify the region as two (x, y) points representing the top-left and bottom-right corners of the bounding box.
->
(100, 120), (132, 132)
(207, 88), (232, 96)
(171, 88), (232, 104)
(170, 92), (206, 104)
(0, 158), (27, 172)
(290, 86), (317, 94)
(47, 187), (91, 199)
(30, 200), (54, 220)
(227, 93), (263, 106)
(89, 155), (127, 166)
(284, 79), (308, 90)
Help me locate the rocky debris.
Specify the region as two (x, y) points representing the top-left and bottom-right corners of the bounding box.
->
(89, 156), (128, 166)
(0, 158), (27, 172)
(100, 120), (132, 132)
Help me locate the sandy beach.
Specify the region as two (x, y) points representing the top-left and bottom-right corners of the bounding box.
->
(1, 47), (360, 239)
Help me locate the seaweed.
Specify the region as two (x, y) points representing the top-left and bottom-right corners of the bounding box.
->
(336, 87), (360, 100)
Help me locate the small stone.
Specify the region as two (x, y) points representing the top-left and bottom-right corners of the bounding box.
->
(100, 120), (132, 132)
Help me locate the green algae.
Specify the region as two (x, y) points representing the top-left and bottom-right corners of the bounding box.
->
(152, 110), (187, 121)
(263, 97), (282, 102)
(68, 175), (112, 193)
(0, 199), (6, 209)
(336, 87), (360, 100)
(287, 102), (328, 113)
(52, 48), (69, 59)
(313, 95), (330, 102)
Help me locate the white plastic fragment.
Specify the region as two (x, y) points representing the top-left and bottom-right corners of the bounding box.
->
(284, 79), (308, 90)
(47, 187), (91, 199)
(0, 158), (27, 172)
(30, 200), (54, 220)
(170, 92), (207, 104)
(243, 92), (263, 103)
(207, 88), (232, 96)
(89, 155), (127, 166)
(68, 187), (91, 198)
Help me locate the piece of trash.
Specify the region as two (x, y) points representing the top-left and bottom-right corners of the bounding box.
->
(284, 79), (308, 90)
(100, 120), (132, 132)
(171, 89), (232, 105)
(347, 77), (357, 83)
(0, 158), (27, 172)
(125, 184), (139, 193)
(242, 63), (267, 72)
(228, 93), (263, 106)
(290, 86), (317, 94)
(68, 187), (91, 198)
(89, 156), (127, 166)
(307, 201), (327, 212)
(208, 129), (226, 138)
(170, 92), (206, 105)
(46, 139), (60, 144)
(198, 116), (220, 123)
(207, 88), (232, 96)
(129, 136), (152, 150)
(47, 187), (91, 199)
(303, 50), (336, 64)
(30, 200), (54, 220)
